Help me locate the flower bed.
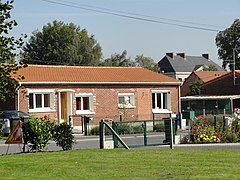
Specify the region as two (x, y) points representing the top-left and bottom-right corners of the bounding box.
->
(190, 116), (240, 143)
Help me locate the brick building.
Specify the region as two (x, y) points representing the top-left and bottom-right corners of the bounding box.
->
(1, 65), (181, 129)
(181, 71), (228, 97)
(181, 71), (240, 116)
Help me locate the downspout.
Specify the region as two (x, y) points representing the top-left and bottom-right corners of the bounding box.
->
(58, 92), (61, 125)
(17, 82), (21, 111)
(178, 85), (181, 113)
(69, 92), (73, 127)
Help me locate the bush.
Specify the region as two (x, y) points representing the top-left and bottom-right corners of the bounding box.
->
(117, 124), (131, 135)
(52, 123), (75, 151)
(0, 120), (4, 137)
(90, 126), (112, 135)
(131, 125), (143, 134)
(153, 123), (165, 132)
(22, 116), (54, 152)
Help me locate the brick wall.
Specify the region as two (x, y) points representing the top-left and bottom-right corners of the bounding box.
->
(200, 74), (240, 95)
(17, 84), (180, 125)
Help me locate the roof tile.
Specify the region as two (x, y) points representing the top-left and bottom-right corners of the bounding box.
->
(17, 65), (181, 84)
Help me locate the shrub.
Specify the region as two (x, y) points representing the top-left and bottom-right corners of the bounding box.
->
(117, 124), (131, 135)
(90, 126), (112, 135)
(22, 116), (54, 152)
(153, 123), (165, 132)
(52, 123), (75, 151)
(131, 125), (143, 134)
(0, 120), (4, 137)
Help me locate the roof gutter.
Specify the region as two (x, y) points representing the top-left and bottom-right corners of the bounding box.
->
(20, 81), (182, 86)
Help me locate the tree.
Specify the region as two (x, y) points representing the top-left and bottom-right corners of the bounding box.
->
(203, 64), (218, 71)
(135, 54), (158, 72)
(189, 79), (203, 95)
(100, 50), (133, 66)
(20, 20), (102, 66)
(216, 19), (240, 70)
(0, 0), (26, 102)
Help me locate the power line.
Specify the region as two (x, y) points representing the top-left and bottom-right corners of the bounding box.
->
(58, 0), (226, 29)
(41, 0), (222, 32)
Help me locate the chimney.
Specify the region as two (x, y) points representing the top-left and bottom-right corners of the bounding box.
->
(166, 52), (174, 59)
(177, 53), (185, 59)
(202, 53), (209, 59)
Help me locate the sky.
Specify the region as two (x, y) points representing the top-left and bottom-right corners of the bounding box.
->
(10, 0), (240, 65)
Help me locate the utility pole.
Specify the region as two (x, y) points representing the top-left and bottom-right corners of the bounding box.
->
(233, 48), (240, 85)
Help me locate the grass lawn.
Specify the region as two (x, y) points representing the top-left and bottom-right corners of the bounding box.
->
(0, 149), (239, 179)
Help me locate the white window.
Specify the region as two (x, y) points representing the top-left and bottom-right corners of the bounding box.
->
(118, 93), (135, 108)
(28, 90), (55, 112)
(75, 93), (94, 115)
(152, 90), (171, 113)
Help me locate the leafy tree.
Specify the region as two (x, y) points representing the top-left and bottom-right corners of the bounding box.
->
(101, 50), (133, 66)
(203, 64), (218, 71)
(216, 19), (240, 70)
(21, 20), (102, 66)
(135, 54), (158, 72)
(189, 79), (203, 95)
(0, 0), (26, 102)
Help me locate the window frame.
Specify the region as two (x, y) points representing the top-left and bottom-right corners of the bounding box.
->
(28, 89), (55, 113)
(118, 93), (136, 109)
(75, 93), (95, 115)
(152, 90), (171, 114)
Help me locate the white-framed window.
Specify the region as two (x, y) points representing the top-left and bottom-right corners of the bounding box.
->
(152, 90), (171, 113)
(118, 93), (135, 108)
(75, 93), (94, 115)
(28, 90), (55, 112)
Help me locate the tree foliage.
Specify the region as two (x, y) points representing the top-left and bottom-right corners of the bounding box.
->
(135, 54), (158, 72)
(189, 79), (203, 95)
(101, 50), (133, 67)
(216, 19), (240, 70)
(203, 64), (218, 71)
(101, 50), (158, 72)
(21, 20), (102, 66)
(0, 0), (26, 102)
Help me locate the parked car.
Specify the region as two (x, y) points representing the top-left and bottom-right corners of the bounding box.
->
(0, 111), (29, 135)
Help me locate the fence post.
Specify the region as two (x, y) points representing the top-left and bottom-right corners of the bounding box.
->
(143, 121), (147, 146)
(112, 121), (119, 148)
(99, 120), (104, 149)
(170, 118), (174, 149)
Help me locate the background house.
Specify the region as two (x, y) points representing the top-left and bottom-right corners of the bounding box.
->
(181, 71), (228, 97)
(0, 65), (182, 129)
(158, 52), (224, 82)
(181, 71), (240, 116)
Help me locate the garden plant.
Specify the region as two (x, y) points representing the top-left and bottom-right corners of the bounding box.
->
(190, 115), (240, 143)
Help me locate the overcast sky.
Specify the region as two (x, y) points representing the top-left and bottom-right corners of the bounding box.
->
(10, 0), (240, 65)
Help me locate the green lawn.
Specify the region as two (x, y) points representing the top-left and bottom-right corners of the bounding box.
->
(0, 149), (239, 179)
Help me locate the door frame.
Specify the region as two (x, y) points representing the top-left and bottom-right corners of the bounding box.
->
(57, 89), (74, 125)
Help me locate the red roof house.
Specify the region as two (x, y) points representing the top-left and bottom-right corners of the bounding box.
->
(1, 65), (182, 130)
(181, 71), (228, 96)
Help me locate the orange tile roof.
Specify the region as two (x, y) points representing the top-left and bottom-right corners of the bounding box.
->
(194, 71), (228, 83)
(17, 65), (181, 84)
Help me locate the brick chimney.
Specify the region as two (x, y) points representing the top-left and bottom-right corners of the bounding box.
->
(166, 52), (174, 59)
(177, 53), (185, 59)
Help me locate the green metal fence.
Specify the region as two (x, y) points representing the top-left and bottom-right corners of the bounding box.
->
(111, 119), (177, 148)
